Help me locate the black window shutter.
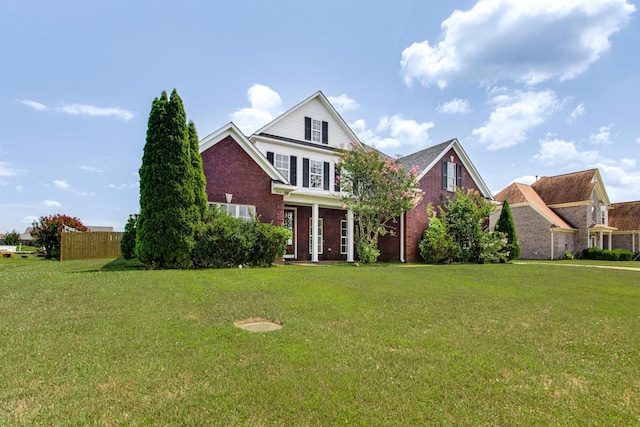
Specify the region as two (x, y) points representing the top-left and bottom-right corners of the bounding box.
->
(456, 164), (463, 188)
(334, 165), (341, 192)
(303, 158), (309, 188)
(267, 151), (274, 165)
(305, 117), (311, 141)
(290, 156), (297, 185)
(442, 160), (448, 190)
(322, 121), (328, 144)
(323, 162), (330, 190)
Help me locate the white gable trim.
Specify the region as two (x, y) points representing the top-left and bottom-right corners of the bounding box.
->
(417, 139), (493, 200)
(199, 122), (290, 184)
(252, 91), (364, 149)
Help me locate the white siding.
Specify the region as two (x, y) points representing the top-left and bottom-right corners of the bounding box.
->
(261, 98), (353, 149)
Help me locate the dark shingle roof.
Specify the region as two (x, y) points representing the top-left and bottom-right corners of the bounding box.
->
(531, 169), (597, 205)
(396, 140), (454, 171)
(609, 201), (640, 231)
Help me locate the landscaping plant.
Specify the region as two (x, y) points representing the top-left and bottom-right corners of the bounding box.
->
(30, 214), (87, 260)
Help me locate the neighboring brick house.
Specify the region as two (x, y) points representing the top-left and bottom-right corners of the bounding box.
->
(492, 169), (616, 259)
(199, 91), (493, 263)
(609, 201), (640, 253)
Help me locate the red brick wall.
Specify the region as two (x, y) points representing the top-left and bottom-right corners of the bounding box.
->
(380, 148), (484, 262)
(295, 206), (348, 261)
(200, 135), (283, 225)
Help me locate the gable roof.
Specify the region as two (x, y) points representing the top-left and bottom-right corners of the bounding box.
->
(609, 200), (640, 231)
(252, 91), (364, 149)
(199, 122), (294, 187)
(494, 182), (574, 230)
(397, 139), (493, 200)
(531, 169), (609, 206)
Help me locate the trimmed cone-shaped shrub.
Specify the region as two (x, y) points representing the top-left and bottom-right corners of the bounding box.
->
(120, 215), (137, 259)
(495, 199), (520, 260)
(136, 90), (199, 269)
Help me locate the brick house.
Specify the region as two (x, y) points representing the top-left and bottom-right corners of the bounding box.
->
(492, 169), (618, 259)
(199, 91), (493, 262)
(609, 201), (640, 253)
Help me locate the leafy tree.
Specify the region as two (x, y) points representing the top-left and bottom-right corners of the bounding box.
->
(338, 143), (422, 263)
(31, 214), (87, 260)
(3, 230), (20, 246)
(120, 215), (137, 259)
(136, 89), (202, 269)
(419, 213), (460, 264)
(440, 188), (494, 263)
(494, 199), (520, 260)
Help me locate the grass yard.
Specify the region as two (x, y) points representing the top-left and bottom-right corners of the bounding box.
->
(1, 258), (639, 426)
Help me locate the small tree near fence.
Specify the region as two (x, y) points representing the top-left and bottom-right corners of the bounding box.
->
(31, 214), (87, 260)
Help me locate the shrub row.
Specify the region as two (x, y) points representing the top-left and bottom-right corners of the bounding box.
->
(582, 247), (634, 261)
(191, 209), (290, 269)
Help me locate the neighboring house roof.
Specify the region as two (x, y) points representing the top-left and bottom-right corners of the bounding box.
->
(531, 169), (609, 206)
(252, 91), (364, 150)
(398, 139), (494, 200)
(494, 182), (574, 230)
(86, 226), (114, 232)
(609, 200), (640, 231)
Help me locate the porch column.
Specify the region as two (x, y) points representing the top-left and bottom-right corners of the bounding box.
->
(347, 209), (354, 262)
(599, 231), (603, 249)
(311, 203), (319, 263)
(608, 233), (612, 250)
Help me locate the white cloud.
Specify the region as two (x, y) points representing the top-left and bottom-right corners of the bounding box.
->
(589, 124), (614, 145)
(58, 104), (133, 121)
(511, 175), (538, 185)
(79, 165), (105, 173)
(43, 200), (61, 208)
(472, 90), (560, 150)
(328, 94), (360, 113)
(351, 115), (434, 153)
(53, 179), (70, 190)
(567, 103), (586, 123)
(533, 136), (599, 166)
(437, 98), (471, 113)
(637, 137), (640, 144)
(231, 84), (282, 135)
(0, 161), (25, 178)
(401, 0), (636, 88)
(17, 99), (50, 111)
(17, 99), (133, 121)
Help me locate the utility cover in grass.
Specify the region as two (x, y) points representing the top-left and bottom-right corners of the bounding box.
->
(234, 318), (283, 332)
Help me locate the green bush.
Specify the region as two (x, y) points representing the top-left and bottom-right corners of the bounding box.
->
(582, 247), (633, 261)
(120, 216), (137, 260)
(419, 216), (459, 264)
(3, 230), (20, 246)
(356, 240), (381, 264)
(192, 209), (289, 269)
(612, 249), (633, 261)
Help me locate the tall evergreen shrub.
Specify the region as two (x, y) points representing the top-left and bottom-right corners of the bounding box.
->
(494, 200), (520, 260)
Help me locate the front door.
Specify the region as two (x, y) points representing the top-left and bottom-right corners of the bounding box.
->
(284, 208), (296, 259)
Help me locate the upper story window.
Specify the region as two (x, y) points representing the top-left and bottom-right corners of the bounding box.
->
(442, 160), (463, 192)
(601, 207), (607, 225)
(275, 154), (289, 179)
(309, 160), (323, 189)
(305, 117), (328, 144)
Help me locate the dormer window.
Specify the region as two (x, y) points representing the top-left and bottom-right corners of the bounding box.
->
(305, 117), (328, 144)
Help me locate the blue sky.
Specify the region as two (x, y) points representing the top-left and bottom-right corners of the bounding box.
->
(1, 0), (639, 233)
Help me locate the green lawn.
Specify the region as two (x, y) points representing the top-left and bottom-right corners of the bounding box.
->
(1, 258), (639, 426)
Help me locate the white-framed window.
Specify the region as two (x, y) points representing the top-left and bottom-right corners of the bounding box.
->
(447, 162), (456, 191)
(312, 119), (322, 142)
(275, 154), (289, 180)
(209, 203), (256, 221)
(310, 160), (323, 189)
(340, 220), (348, 254)
(442, 160), (462, 192)
(309, 218), (323, 255)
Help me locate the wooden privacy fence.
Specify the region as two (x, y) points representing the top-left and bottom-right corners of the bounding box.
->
(61, 232), (123, 261)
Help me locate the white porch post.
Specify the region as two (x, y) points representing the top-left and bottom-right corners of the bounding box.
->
(608, 233), (612, 250)
(312, 203), (319, 263)
(400, 212), (405, 263)
(347, 209), (354, 262)
(550, 231), (554, 260)
(599, 231), (603, 249)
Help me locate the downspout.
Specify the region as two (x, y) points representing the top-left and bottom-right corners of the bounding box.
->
(550, 230), (554, 260)
(400, 212), (405, 263)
